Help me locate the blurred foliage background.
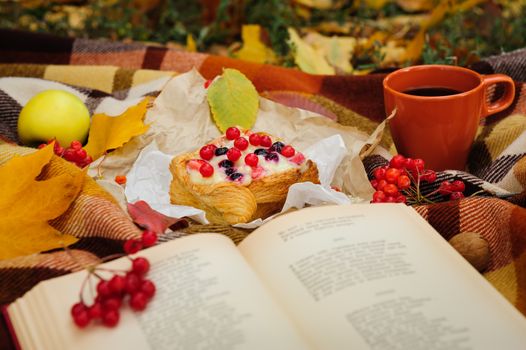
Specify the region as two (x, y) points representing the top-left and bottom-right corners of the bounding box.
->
(1, 0), (525, 74)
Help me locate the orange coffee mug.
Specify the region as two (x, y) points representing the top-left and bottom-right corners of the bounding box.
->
(383, 65), (515, 171)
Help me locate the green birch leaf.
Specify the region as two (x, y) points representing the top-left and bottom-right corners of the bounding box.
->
(207, 69), (259, 132)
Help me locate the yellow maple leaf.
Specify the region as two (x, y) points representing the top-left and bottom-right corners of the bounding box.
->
(288, 28), (335, 75)
(186, 34), (197, 52)
(380, 40), (408, 65)
(235, 25), (277, 64)
(303, 32), (356, 73)
(0, 144), (83, 260)
(403, 31), (426, 62)
(84, 98), (150, 160)
(402, 0), (485, 62)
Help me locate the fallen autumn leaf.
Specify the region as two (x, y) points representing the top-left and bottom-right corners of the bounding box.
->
(0, 144), (83, 260)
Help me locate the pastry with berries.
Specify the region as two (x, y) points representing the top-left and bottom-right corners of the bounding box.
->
(169, 127), (319, 224)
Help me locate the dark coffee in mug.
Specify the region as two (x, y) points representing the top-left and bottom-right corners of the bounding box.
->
(403, 87), (462, 96)
(383, 65), (515, 170)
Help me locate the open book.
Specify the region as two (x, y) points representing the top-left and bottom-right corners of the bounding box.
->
(5, 204), (526, 349)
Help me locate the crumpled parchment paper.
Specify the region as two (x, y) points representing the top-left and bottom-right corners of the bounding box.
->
(89, 69), (392, 224)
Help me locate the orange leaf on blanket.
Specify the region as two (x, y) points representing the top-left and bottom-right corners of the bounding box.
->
(0, 144), (83, 260)
(84, 98), (151, 160)
(127, 200), (188, 234)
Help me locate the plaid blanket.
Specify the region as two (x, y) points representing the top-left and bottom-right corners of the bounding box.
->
(0, 29), (525, 347)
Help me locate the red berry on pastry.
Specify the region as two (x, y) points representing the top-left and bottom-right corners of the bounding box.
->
(234, 137), (249, 150)
(226, 127), (241, 140)
(187, 159), (205, 171)
(199, 162), (214, 177)
(281, 145), (295, 157)
(289, 152), (305, 165)
(249, 133), (261, 146)
(260, 135), (272, 147)
(172, 129), (320, 225)
(199, 145), (215, 160)
(245, 153), (259, 167)
(251, 166), (264, 179)
(227, 148), (242, 162)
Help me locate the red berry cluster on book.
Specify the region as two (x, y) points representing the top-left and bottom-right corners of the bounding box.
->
(71, 257), (155, 328)
(71, 229), (159, 329)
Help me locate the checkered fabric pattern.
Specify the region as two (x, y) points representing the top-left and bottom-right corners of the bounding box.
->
(0, 30), (525, 348)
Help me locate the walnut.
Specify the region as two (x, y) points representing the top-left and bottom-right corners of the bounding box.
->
(449, 232), (490, 272)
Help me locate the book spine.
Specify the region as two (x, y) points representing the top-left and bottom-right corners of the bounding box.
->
(1, 305), (22, 350)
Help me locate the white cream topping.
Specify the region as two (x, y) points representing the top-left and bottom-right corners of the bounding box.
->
(186, 131), (307, 186)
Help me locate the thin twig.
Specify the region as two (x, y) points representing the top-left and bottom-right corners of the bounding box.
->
(95, 152), (108, 179)
(78, 273), (90, 304)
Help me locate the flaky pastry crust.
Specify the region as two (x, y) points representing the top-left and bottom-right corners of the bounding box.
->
(169, 150), (319, 225)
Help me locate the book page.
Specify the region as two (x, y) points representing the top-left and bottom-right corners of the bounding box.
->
(238, 204), (526, 350)
(8, 301), (43, 350)
(9, 234), (308, 350)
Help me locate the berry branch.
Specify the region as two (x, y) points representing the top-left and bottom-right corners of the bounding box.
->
(70, 229), (160, 329)
(370, 154), (466, 205)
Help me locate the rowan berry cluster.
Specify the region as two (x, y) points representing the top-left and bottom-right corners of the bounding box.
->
(70, 256), (155, 328)
(39, 139), (93, 168)
(71, 229), (158, 328)
(370, 154), (466, 205)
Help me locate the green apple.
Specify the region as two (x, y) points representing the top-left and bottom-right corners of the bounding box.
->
(18, 90), (91, 146)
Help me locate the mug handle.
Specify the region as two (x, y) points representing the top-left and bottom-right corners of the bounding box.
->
(481, 74), (516, 118)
